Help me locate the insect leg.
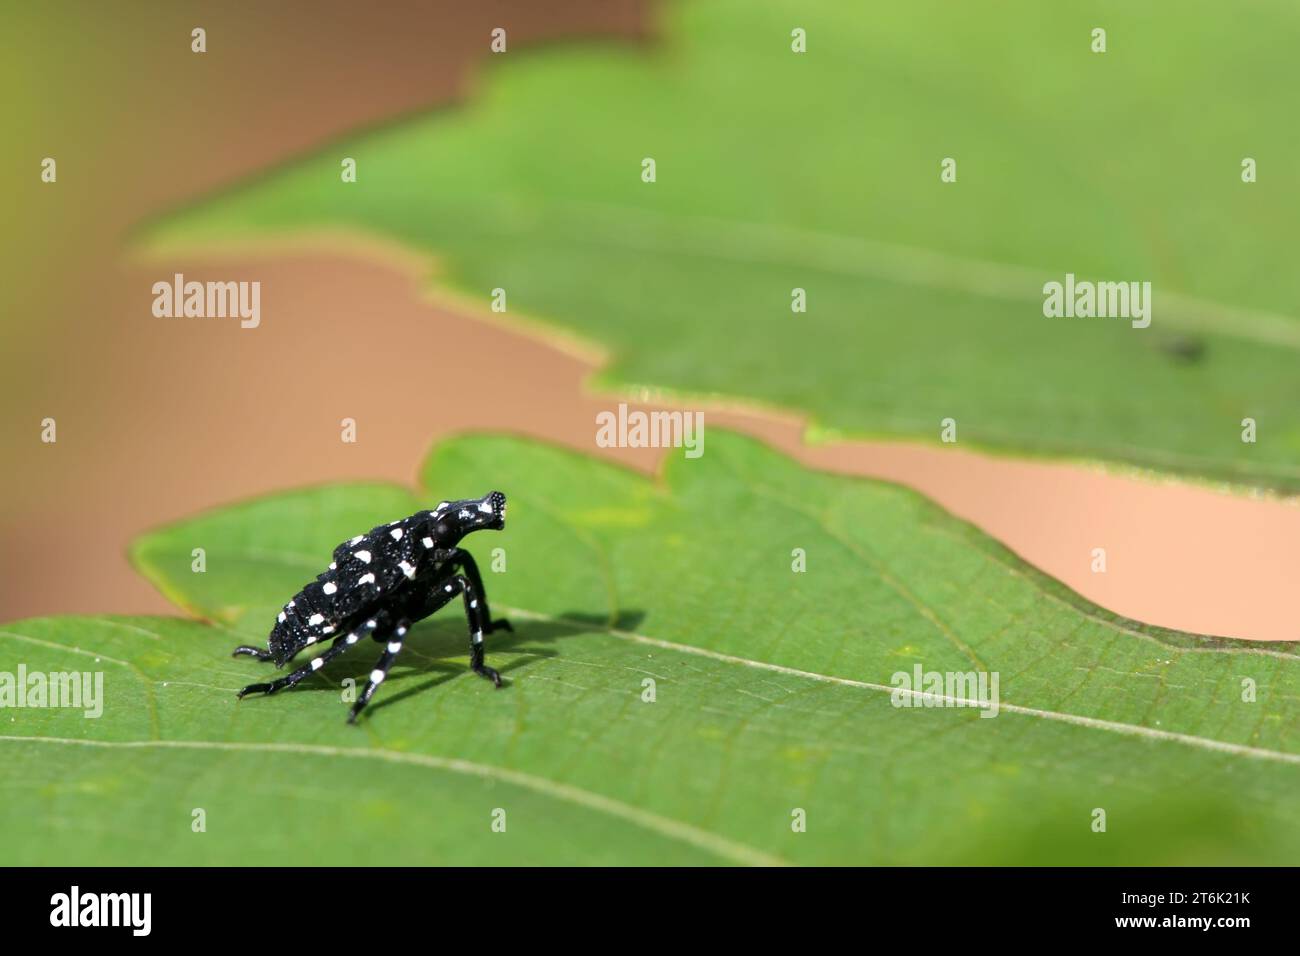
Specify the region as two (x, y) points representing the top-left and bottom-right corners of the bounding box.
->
(445, 549), (513, 635)
(347, 619), (410, 724)
(445, 573), (503, 687)
(236, 618), (379, 700)
(237, 633), (353, 699)
(415, 573), (504, 687)
(231, 645), (274, 662)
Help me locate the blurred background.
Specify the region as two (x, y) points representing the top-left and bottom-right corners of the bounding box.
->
(0, 0), (653, 618)
(3, 0), (1299, 642)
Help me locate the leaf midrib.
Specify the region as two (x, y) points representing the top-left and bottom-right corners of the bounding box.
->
(7, 607), (1299, 770)
(433, 196), (1300, 350)
(499, 607), (1300, 767)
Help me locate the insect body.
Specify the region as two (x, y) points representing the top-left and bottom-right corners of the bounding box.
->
(232, 491), (512, 723)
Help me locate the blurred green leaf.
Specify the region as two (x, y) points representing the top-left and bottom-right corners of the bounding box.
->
(147, 0), (1300, 488)
(3, 432), (1298, 864)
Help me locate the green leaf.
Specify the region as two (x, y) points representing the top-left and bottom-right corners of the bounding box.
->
(5, 432), (1298, 864)
(145, 0), (1300, 489)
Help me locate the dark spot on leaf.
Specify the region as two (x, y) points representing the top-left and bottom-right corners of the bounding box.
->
(1156, 334), (1206, 364)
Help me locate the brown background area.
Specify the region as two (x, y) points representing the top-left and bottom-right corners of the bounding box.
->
(3, 1), (1297, 642)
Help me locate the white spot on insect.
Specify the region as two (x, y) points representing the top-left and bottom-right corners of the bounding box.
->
(436, 501), (448, 511)
(346, 633), (359, 644)
(444, 584), (454, 593)
(350, 536), (363, 545)
(354, 550), (371, 564)
(288, 600), (296, 608)
(370, 669), (386, 685)
(399, 561), (416, 579)
(477, 501), (494, 514)
(422, 537), (434, 549)
(322, 625), (336, 635)
(390, 527), (404, 541)
(277, 612), (286, 623)
(359, 572), (376, 585)
(322, 582), (337, 595)
(308, 613), (325, 626)
(311, 657), (324, 671)
(387, 641), (402, 652)
(458, 509), (472, 519)
(470, 600), (478, 609)
(306, 635), (317, 645)
(329, 562), (337, 570)
(472, 631), (484, 645)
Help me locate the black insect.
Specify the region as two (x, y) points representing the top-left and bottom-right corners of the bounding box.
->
(232, 491), (512, 723)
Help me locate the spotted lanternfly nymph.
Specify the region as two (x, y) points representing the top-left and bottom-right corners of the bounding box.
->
(232, 491), (512, 723)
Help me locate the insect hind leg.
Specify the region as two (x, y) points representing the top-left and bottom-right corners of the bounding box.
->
(237, 634), (354, 699)
(231, 645), (274, 662)
(236, 618), (379, 701)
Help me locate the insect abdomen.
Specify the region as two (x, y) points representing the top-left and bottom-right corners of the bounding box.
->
(266, 515), (434, 664)
(267, 576), (363, 664)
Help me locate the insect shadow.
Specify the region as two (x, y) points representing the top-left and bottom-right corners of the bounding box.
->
(292, 609), (646, 717)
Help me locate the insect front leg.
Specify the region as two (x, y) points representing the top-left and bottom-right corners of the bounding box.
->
(347, 619), (411, 724)
(443, 573), (503, 688)
(445, 549), (513, 636)
(231, 645), (274, 662)
(416, 573), (505, 688)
